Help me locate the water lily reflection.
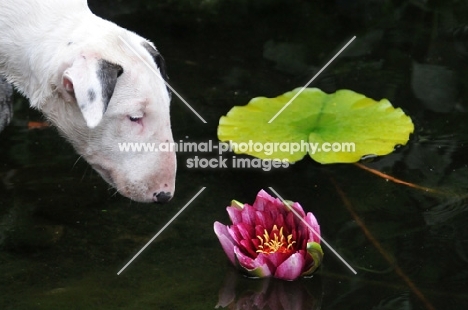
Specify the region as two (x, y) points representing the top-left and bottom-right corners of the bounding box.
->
(215, 269), (322, 310)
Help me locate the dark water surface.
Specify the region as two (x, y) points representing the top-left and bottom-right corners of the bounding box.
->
(2, 1), (468, 309)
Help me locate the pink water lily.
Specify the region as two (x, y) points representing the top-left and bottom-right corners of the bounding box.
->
(214, 190), (323, 281)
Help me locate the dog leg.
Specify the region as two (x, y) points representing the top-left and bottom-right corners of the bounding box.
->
(0, 76), (13, 132)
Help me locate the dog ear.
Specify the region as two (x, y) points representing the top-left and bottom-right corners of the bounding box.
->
(141, 42), (170, 96)
(62, 57), (123, 128)
(141, 42), (167, 80)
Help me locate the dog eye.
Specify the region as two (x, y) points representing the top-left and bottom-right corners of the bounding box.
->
(128, 116), (143, 124)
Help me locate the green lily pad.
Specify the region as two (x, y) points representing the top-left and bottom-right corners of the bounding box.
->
(217, 88), (414, 164)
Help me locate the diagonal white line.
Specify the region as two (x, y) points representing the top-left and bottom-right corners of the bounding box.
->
(117, 187), (206, 275)
(268, 186), (357, 274)
(268, 36), (356, 123)
(118, 36), (207, 123)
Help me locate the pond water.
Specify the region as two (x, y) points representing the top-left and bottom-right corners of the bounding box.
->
(1, 0), (468, 309)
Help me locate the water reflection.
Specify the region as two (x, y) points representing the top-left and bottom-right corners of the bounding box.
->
(216, 269), (322, 310)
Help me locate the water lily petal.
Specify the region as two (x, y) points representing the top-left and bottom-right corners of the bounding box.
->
(242, 204), (257, 226)
(237, 222), (255, 241)
(239, 238), (258, 258)
(274, 252), (305, 280)
(260, 209), (274, 231)
(255, 225), (265, 239)
(253, 190), (276, 211)
(243, 265), (273, 278)
(227, 225), (242, 244)
(214, 222), (237, 266)
(258, 252), (290, 270)
(305, 213), (321, 243)
(302, 242), (324, 276)
(275, 213), (285, 230)
(284, 211), (297, 237)
(251, 235), (260, 249)
(235, 247), (272, 277)
(289, 201), (306, 218)
(254, 210), (269, 229)
(234, 245), (256, 269)
(227, 206), (243, 225)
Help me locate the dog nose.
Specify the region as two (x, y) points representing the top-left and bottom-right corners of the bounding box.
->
(154, 191), (172, 203)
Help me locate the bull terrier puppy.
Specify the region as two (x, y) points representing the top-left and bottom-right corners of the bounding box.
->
(0, 0), (176, 203)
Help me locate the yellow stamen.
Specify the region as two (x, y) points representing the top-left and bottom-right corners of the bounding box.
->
(256, 225), (296, 254)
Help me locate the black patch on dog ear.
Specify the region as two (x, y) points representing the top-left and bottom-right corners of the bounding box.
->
(142, 42), (171, 98)
(88, 89), (96, 103)
(142, 42), (168, 81)
(97, 60), (123, 111)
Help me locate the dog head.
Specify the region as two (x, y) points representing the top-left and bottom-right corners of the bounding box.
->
(50, 32), (176, 203)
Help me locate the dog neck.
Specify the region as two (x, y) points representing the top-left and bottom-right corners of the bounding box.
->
(0, 0), (97, 107)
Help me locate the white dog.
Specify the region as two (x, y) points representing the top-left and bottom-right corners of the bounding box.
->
(0, 0), (176, 203)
